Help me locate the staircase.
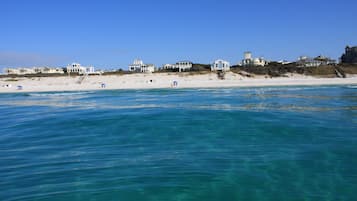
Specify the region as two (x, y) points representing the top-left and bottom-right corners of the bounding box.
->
(217, 71), (225, 80)
(77, 74), (88, 84)
(334, 66), (346, 78)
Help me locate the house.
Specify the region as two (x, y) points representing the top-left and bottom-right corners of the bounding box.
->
(176, 61), (193, 72)
(211, 59), (230, 71)
(297, 56), (320, 67)
(314, 55), (336, 65)
(67, 63), (86, 74)
(141, 64), (155, 73)
(162, 61), (193, 72)
(241, 52), (267, 67)
(341, 46), (357, 64)
(66, 63), (99, 75)
(297, 56), (336, 67)
(129, 59), (155, 73)
(129, 59), (144, 72)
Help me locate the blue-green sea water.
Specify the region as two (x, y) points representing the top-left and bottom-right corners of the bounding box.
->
(0, 86), (357, 201)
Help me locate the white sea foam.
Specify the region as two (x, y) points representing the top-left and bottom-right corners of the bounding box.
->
(346, 85), (357, 89)
(29, 91), (93, 97)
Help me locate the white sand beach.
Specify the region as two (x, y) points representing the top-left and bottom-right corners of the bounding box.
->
(1, 72), (357, 93)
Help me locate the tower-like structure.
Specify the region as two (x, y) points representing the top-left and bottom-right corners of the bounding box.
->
(244, 51), (252, 60)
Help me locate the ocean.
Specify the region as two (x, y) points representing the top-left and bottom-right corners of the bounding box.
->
(0, 86), (356, 201)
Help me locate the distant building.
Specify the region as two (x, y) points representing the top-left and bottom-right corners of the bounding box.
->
(5, 68), (33, 75)
(314, 55), (336, 65)
(66, 63), (99, 75)
(141, 64), (155, 73)
(34, 67), (64, 74)
(341, 46), (357, 64)
(241, 51), (267, 67)
(276, 60), (293, 65)
(297, 56), (320, 67)
(297, 56), (336, 67)
(163, 64), (174, 69)
(4, 67), (64, 75)
(129, 59), (155, 73)
(162, 61), (193, 72)
(211, 59), (230, 71)
(129, 59), (144, 72)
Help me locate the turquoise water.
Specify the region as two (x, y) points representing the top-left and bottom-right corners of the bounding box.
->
(0, 86), (357, 201)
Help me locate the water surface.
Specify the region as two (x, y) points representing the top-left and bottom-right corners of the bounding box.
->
(0, 86), (356, 201)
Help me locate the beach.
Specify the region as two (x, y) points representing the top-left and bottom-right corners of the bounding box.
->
(1, 72), (357, 93)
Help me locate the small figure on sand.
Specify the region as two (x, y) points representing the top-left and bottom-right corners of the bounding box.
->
(171, 80), (178, 88)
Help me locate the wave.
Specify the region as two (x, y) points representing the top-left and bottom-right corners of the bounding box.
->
(346, 85), (357, 89)
(28, 91), (94, 97)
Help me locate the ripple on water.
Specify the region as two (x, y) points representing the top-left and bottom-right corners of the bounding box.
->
(0, 86), (356, 201)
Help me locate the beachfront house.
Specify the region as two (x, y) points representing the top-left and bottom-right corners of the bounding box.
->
(129, 59), (155, 73)
(297, 56), (336, 67)
(341, 46), (357, 64)
(66, 63), (99, 75)
(66, 63), (85, 74)
(163, 61), (193, 72)
(211, 59), (230, 71)
(241, 51), (267, 67)
(141, 64), (155, 73)
(129, 59), (144, 72)
(33, 67), (64, 74)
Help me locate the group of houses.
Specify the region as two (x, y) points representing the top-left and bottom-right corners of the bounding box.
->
(2, 46), (356, 75)
(127, 52), (267, 74)
(127, 50), (339, 74)
(4, 67), (65, 75)
(4, 63), (102, 76)
(128, 60), (194, 73)
(126, 51), (271, 73)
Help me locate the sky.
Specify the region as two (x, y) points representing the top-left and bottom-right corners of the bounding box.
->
(0, 0), (356, 71)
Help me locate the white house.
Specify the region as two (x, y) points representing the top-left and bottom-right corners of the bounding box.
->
(66, 63), (98, 75)
(129, 59), (155, 73)
(141, 64), (155, 73)
(163, 64), (175, 69)
(211, 59), (230, 71)
(163, 61), (193, 72)
(129, 59), (144, 72)
(241, 51), (267, 67)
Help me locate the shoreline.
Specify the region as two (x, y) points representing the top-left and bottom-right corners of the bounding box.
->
(1, 72), (357, 93)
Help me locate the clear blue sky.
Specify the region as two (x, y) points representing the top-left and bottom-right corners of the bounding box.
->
(1, 0), (356, 70)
